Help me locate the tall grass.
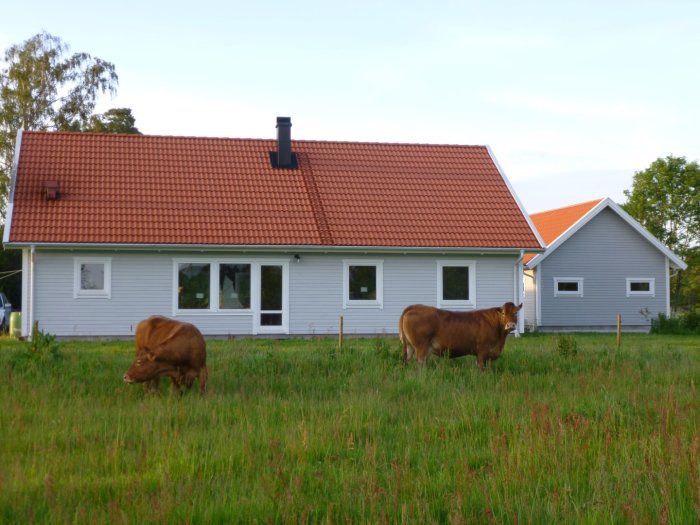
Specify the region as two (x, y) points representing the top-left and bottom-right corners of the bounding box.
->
(1, 334), (699, 523)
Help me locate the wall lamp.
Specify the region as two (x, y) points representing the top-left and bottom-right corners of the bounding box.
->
(294, 254), (301, 263)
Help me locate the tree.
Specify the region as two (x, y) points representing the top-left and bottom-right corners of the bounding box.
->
(81, 108), (140, 134)
(623, 155), (700, 308)
(0, 31), (120, 216)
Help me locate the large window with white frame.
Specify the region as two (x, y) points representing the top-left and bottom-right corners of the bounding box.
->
(554, 277), (583, 297)
(343, 260), (383, 308)
(626, 278), (655, 297)
(74, 257), (111, 298)
(175, 260), (253, 312)
(437, 260), (476, 308)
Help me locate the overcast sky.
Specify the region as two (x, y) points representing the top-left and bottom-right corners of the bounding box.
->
(3, 0), (698, 213)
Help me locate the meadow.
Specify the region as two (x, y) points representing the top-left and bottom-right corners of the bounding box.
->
(0, 332), (699, 524)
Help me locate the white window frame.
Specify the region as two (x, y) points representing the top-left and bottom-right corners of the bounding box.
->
(73, 257), (112, 299)
(173, 258), (255, 315)
(437, 260), (476, 309)
(626, 278), (655, 297)
(343, 260), (383, 309)
(553, 277), (583, 297)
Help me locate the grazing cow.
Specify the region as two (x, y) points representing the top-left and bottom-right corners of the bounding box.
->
(399, 302), (522, 369)
(123, 315), (208, 393)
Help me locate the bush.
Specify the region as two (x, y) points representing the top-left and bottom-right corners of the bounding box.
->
(651, 310), (700, 335)
(10, 327), (62, 369)
(556, 334), (578, 357)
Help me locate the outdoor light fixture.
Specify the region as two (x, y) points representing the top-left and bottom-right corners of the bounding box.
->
(294, 254), (301, 263)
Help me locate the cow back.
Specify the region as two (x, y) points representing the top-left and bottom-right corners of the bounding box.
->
(135, 315), (206, 368)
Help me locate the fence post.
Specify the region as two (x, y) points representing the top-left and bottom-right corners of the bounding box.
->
(338, 316), (344, 351)
(616, 314), (621, 349)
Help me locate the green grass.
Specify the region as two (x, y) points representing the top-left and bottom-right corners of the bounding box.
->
(1, 333), (699, 524)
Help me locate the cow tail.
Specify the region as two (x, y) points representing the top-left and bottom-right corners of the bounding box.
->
(398, 307), (409, 362)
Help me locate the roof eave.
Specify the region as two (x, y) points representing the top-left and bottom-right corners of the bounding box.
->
(2, 241), (543, 255)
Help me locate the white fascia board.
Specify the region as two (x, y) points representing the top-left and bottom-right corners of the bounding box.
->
(486, 145), (546, 250)
(605, 199), (687, 270)
(525, 198), (687, 271)
(3, 129), (23, 245)
(2, 242), (537, 255)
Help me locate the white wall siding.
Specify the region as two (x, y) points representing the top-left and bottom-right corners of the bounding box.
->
(523, 269), (536, 330)
(538, 208), (667, 329)
(29, 250), (521, 337)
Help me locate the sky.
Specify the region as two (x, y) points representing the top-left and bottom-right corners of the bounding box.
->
(2, 0), (699, 213)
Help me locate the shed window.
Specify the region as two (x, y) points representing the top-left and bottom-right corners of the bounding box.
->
(554, 278), (583, 297)
(626, 278), (655, 297)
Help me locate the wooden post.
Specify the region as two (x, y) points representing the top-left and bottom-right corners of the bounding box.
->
(338, 316), (344, 351)
(616, 314), (621, 349)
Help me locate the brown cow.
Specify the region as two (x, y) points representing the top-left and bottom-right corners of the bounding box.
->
(123, 315), (208, 393)
(399, 302), (522, 369)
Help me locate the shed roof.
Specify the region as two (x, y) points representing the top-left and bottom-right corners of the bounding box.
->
(524, 198), (686, 270)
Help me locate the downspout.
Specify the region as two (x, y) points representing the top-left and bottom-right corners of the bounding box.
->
(29, 244), (35, 339)
(514, 250), (524, 336)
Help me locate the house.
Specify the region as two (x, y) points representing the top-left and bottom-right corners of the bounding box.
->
(3, 117), (543, 338)
(523, 198), (687, 332)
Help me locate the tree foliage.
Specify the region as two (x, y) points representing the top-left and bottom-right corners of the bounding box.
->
(0, 31), (120, 216)
(80, 108), (140, 134)
(623, 155), (700, 307)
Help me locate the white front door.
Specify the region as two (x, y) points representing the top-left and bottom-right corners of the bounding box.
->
(255, 262), (289, 334)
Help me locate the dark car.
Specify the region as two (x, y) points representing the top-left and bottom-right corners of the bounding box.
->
(0, 293), (12, 332)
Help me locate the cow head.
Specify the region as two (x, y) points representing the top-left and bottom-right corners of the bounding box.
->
(499, 302), (523, 333)
(123, 348), (173, 385)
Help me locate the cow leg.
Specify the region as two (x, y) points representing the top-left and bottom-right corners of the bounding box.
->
(143, 377), (160, 393)
(402, 342), (415, 363)
(476, 353), (488, 371)
(198, 366), (209, 394)
(415, 345), (431, 366)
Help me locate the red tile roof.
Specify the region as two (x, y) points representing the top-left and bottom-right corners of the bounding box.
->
(523, 198), (604, 263)
(7, 131), (541, 249)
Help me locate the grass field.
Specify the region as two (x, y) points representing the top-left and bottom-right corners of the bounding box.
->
(1, 332), (699, 524)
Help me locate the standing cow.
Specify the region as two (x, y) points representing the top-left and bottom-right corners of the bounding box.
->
(399, 302), (522, 369)
(123, 315), (208, 393)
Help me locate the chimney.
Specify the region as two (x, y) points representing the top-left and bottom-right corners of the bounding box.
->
(44, 181), (59, 200)
(272, 116), (297, 168)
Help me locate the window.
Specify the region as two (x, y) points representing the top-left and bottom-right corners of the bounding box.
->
(626, 278), (655, 297)
(74, 257), (111, 298)
(343, 260), (383, 308)
(437, 260), (476, 308)
(219, 263), (251, 309)
(554, 278), (583, 297)
(178, 263), (210, 309)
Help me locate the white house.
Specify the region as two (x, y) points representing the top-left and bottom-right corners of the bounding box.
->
(524, 198), (687, 332)
(3, 117), (543, 337)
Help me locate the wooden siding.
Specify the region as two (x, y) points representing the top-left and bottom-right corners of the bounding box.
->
(27, 251), (521, 337)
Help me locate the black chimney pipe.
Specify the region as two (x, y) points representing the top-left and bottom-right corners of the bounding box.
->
(276, 116), (292, 167)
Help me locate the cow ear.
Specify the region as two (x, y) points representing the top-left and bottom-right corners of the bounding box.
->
(517, 303), (523, 311)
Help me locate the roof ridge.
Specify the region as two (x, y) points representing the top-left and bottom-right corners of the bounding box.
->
(20, 130), (489, 149)
(297, 152), (333, 245)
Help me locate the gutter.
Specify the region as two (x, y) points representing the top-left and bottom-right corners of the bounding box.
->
(3, 242), (544, 255)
